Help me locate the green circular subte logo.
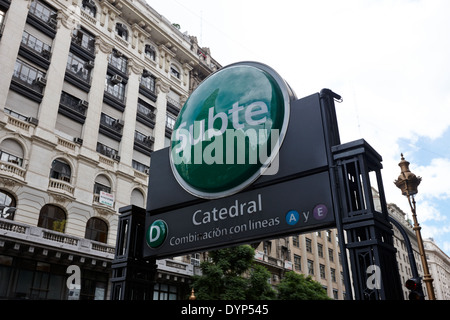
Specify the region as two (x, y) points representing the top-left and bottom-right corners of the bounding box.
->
(146, 220), (168, 248)
(169, 61), (294, 199)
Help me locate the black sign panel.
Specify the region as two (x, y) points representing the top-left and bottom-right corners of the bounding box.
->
(143, 92), (339, 259)
(144, 171), (334, 258)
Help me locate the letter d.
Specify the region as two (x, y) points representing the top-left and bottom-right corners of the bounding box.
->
(150, 225), (161, 242)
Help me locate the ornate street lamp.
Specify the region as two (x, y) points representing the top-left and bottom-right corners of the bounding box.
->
(394, 154), (436, 300)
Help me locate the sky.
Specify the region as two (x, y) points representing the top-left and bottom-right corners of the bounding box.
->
(146, 0), (450, 256)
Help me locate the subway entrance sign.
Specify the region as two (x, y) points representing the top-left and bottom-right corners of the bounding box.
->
(143, 61), (341, 259)
(112, 62), (405, 300)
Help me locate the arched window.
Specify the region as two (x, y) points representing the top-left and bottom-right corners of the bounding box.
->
(81, 0), (97, 17)
(50, 158), (71, 182)
(38, 204), (66, 232)
(0, 138), (24, 166)
(144, 44), (156, 60)
(115, 23), (128, 41)
(131, 189), (145, 208)
(170, 65), (180, 79)
(93, 174), (111, 194)
(85, 217), (108, 243)
(0, 189), (16, 220)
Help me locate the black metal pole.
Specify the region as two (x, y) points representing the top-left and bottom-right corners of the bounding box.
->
(388, 215), (424, 297)
(319, 89), (353, 300)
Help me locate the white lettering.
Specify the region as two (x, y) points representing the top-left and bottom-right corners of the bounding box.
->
(245, 101), (268, 126)
(228, 102), (245, 129)
(366, 265), (381, 290)
(302, 211), (309, 223)
(192, 194), (263, 226)
(208, 106), (228, 136)
(149, 225), (160, 242)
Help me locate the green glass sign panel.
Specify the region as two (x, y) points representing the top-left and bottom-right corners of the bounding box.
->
(146, 219), (168, 248)
(170, 62), (291, 199)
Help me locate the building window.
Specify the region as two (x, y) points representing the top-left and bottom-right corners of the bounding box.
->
(170, 65), (180, 79)
(93, 174), (112, 195)
(165, 113), (176, 130)
(326, 230), (332, 242)
(320, 264), (326, 279)
(333, 289), (339, 300)
(0, 190), (16, 220)
(0, 10), (5, 38)
(263, 241), (271, 255)
(132, 160), (149, 174)
(331, 268), (336, 282)
(294, 254), (301, 271)
(12, 59), (46, 93)
(21, 31), (52, 59)
(85, 217), (108, 243)
(306, 238), (312, 253)
(108, 50), (128, 73)
(100, 113), (123, 134)
(328, 248), (334, 262)
(0, 139), (24, 167)
(115, 23), (128, 41)
(144, 44), (155, 60)
(59, 91), (88, 117)
(307, 259), (314, 275)
(105, 74), (125, 101)
(72, 27), (95, 54)
(81, 0), (97, 17)
(292, 235), (299, 247)
(50, 159), (71, 183)
(137, 100), (155, 123)
(4, 108), (29, 122)
(66, 52), (91, 82)
(317, 243), (323, 258)
(96, 142), (120, 160)
(38, 204), (66, 232)
(140, 71), (155, 92)
(29, 0), (57, 25)
(130, 189), (145, 208)
(153, 283), (177, 300)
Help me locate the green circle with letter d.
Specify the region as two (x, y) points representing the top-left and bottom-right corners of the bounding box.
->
(170, 61), (294, 199)
(146, 220), (168, 248)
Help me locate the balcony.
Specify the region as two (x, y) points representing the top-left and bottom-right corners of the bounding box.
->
(92, 193), (116, 216)
(96, 142), (120, 163)
(59, 92), (88, 124)
(47, 178), (75, 201)
(136, 101), (156, 128)
(0, 217), (115, 260)
(0, 160), (26, 185)
(134, 131), (154, 156)
(10, 60), (46, 102)
(99, 113), (123, 141)
(19, 31), (52, 69)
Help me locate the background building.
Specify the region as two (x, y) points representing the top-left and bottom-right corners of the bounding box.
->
(253, 229), (345, 299)
(0, 0), (219, 300)
(423, 238), (450, 300)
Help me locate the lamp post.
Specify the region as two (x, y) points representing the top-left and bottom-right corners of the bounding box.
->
(394, 154), (436, 300)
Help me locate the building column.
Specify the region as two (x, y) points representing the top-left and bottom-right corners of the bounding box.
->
(153, 79), (170, 151)
(0, 0), (30, 113)
(80, 36), (112, 152)
(118, 59), (142, 166)
(36, 10), (74, 132)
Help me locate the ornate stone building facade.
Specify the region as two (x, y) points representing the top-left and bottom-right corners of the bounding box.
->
(0, 0), (219, 300)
